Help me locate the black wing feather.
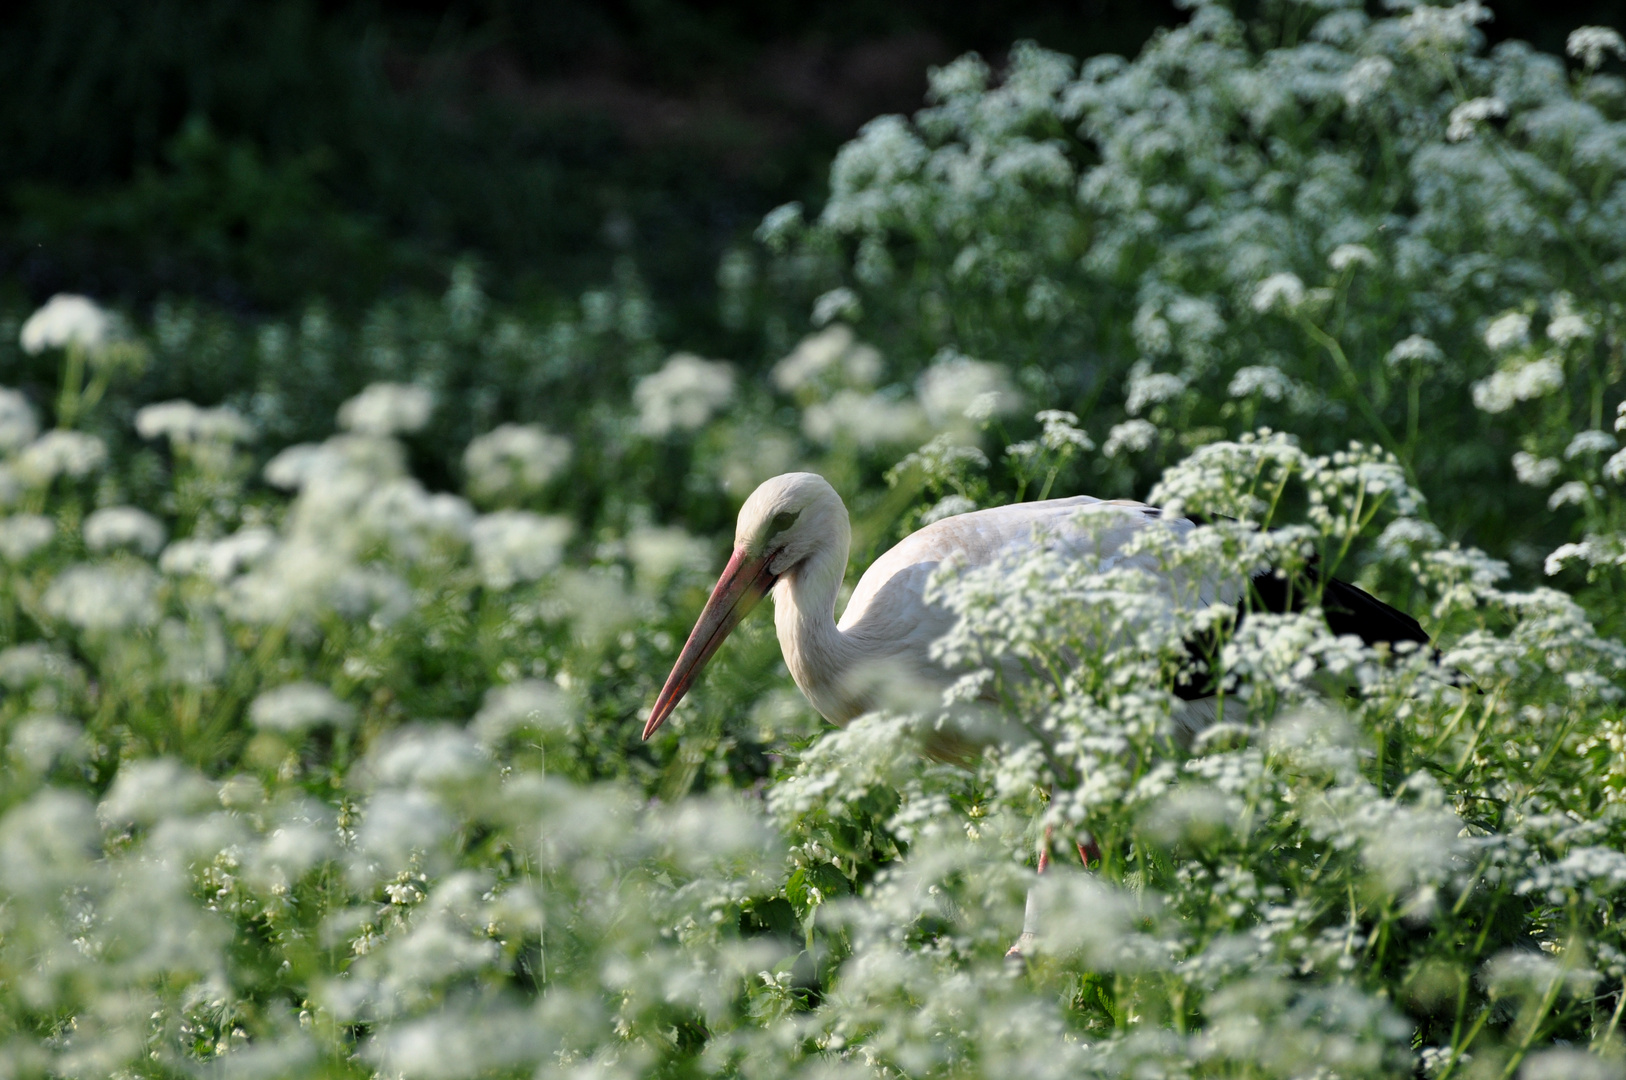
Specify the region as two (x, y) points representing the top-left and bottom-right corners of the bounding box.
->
(1175, 563), (1430, 701)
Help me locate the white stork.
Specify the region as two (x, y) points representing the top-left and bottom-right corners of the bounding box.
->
(643, 471), (1431, 957)
(643, 471), (1428, 741)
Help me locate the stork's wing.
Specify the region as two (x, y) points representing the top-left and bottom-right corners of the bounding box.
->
(841, 494), (1433, 703)
(838, 496), (1173, 644)
(1175, 552), (1433, 700)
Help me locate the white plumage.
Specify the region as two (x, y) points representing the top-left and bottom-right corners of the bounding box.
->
(643, 472), (1217, 739)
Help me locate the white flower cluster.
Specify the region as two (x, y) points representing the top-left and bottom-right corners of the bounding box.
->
(15, 430), (107, 486)
(1567, 26), (1626, 70)
(135, 400), (255, 445)
(250, 682), (356, 734)
(801, 390), (925, 448)
(772, 324), (883, 394)
(916, 350), (1019, 428)
(18, 294), (113, 354)
(338, 382), (435, 437)
(0, 389), (39, 451)
(83, 507), (166, 556)
(634, 353), (734, 436)
(1251, 272), (1305, 314)
(469, 510), (572, 590)
(1471, 357), (1565, 413)
(1512, 451), (1560, 487)
(42, 563), (161, 632)
(1446, 96), (1507, 142)
(1125, 363), (1187, 416)
(1483, 311), (1532, 352)
(1386, 335), (1444, 368)
(462, 424), (571, 504)
(1103, 418), (1157, 458)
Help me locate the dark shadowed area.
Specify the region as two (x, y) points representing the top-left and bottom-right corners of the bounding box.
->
(6, 0), (1616, 329)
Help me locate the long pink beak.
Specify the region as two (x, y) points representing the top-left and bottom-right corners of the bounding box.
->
(643, 546), (776, 739)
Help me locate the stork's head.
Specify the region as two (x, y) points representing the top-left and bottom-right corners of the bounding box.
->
(734, 471), (847, 576)
(643, 472), (845, 739)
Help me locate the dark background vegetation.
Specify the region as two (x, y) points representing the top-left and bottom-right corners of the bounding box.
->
(5, 0), (1623, 350)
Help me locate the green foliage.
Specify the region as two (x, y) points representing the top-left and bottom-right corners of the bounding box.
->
(3, 5), (1626, 1079)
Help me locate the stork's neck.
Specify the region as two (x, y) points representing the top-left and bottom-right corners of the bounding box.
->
(773, 530), (863, 725)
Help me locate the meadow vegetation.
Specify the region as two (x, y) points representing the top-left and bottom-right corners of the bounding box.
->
(3, 3), (1626, 1077)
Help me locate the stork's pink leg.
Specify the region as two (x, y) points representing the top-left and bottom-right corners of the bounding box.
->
(1077, 835), (1101, 867)
(1007, 827), (1101, 962)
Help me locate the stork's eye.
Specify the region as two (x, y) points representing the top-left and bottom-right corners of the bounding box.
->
(770, 510), (800, 535)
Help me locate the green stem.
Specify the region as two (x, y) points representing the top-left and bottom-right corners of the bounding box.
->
(56, 343), (85, 429)
(1300, 319), (1414, 485)
(1500, 963), (1571, 1079)
(1406, 369), (1422, 460)
(1592, 984), (1626, 1051)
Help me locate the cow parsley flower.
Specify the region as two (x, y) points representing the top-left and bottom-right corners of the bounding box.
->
(0, 514), (54, 562)
(0, 388), (39, 452)
(161, 527), (277, 582)
(1603, 447), (1626, 482)
(921, 493), (977, 524)
(1568, 26), (1626, 71)
(135, 400), (255, 445)
(1482, 951), (1598, 1000)
(83, 506), (166, 556)
(472, 680), (575, 745)
(802, 390), (926, 448)
(469, 511), (572, 589)
(18, 294), (112, 354)
(264, 435), (404, 493)
(462, 424), (571, 503)
(811, 287), (861, 327)
(917, 350), (1018, 427)
(1446, 96), (1506, 142)
(1511, 452), (1560, 486)
(43, 563), (161, 632)
(1400, 1), (1492, 54)
(1548, 481), (1590, 509)
(1228, 365), (1293, 401)
(15, 430), (107, 485)
(337, 383), (434, 436)
(1341, 55), (1394, 108)
(1035, 409), (1093, 452)
(250, 682), (356, 734)
(97, 758), (214, 826)
(1385, 335), (1444, 368)
(755, 201), (803, 252)
(1251, 272), (1305, 314)
(625, 525), (712, 591)
(1565, 430), (1616, 459)
(9, 714), (83, 776)
(1375, 517), (1444, 560)
(634, 354), (734, 436)
(1126, 364), (1187, 415)
(1328, 244), (1377, 271)
(1471, 358), (1564, 413)
(1483, 312), (1531, 352)
(772, 325), (882, 392)
(1104, 419), (1158, 458)
(1546, 301), (1595, 346)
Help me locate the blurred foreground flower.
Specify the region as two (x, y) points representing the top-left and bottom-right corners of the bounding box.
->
(18, 294), (112, 355)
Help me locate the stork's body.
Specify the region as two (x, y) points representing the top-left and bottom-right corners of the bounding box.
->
(774, 492), (1178, 726)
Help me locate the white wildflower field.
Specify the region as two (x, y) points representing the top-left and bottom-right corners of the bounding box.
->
(5, 5), (1626, 1078)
